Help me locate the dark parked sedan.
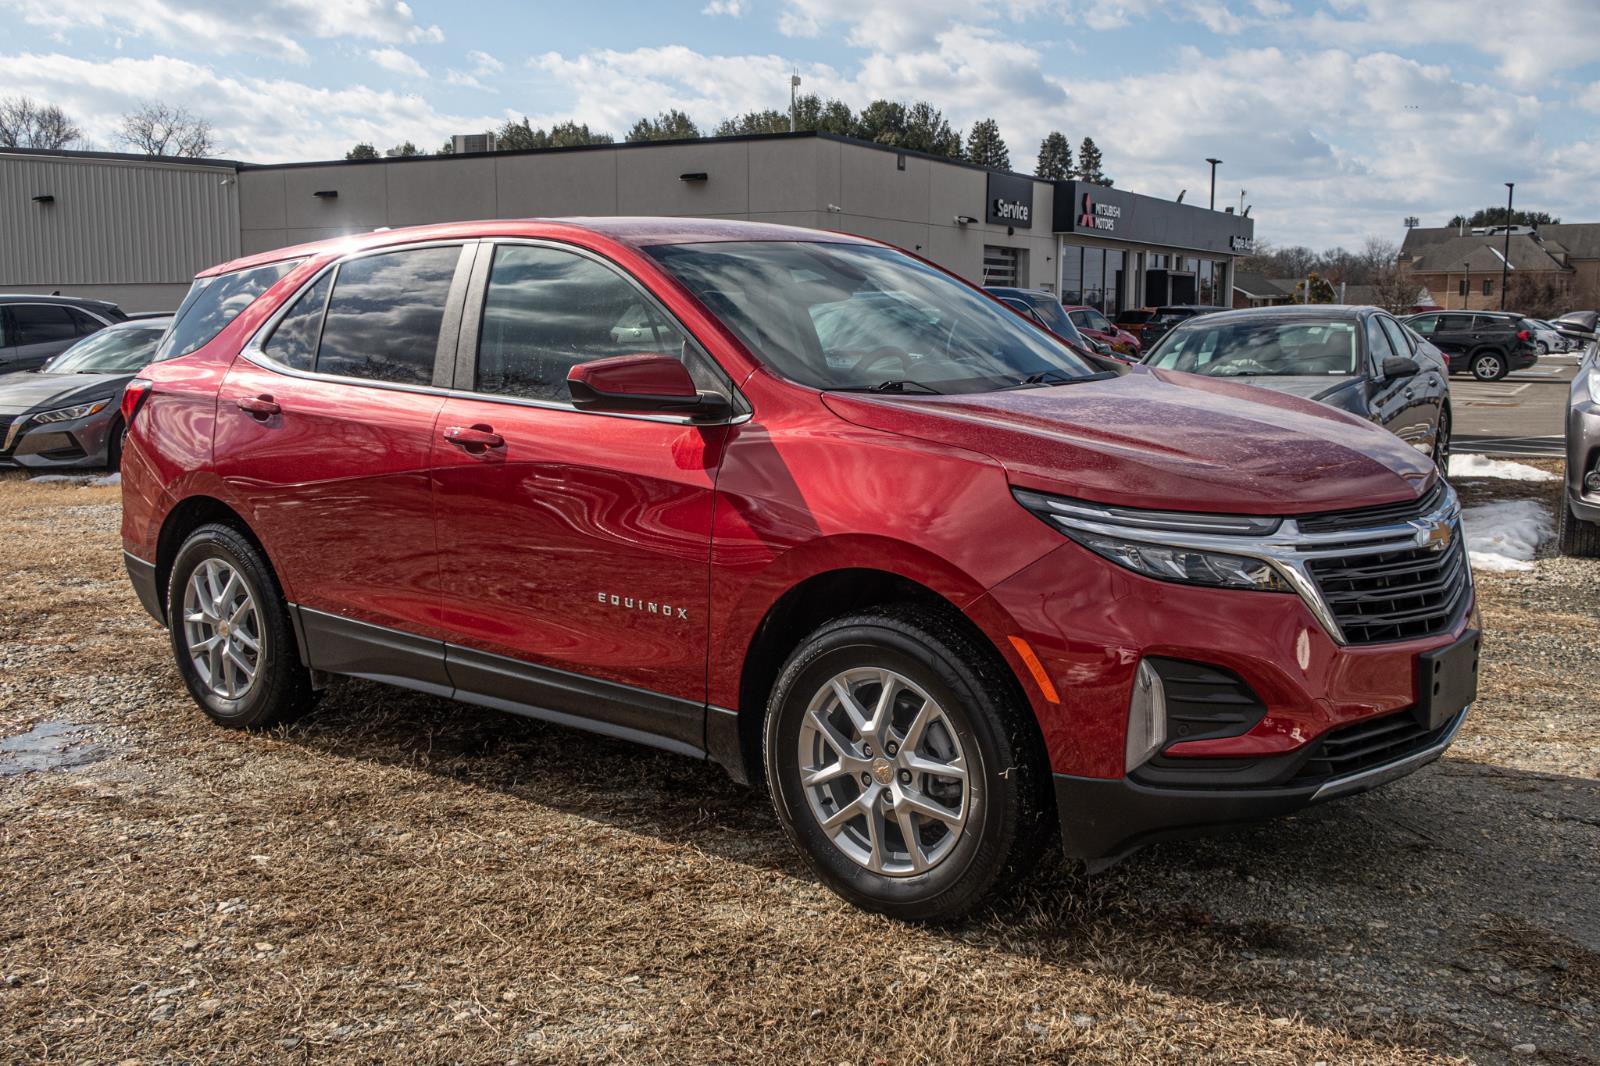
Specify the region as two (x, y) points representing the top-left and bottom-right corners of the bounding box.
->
(1142, 305), (1452, 469)
(0, 316), (172, 471)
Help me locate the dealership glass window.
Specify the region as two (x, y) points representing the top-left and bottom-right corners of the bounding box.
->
(1198, 260), (1215, 304)
(1059, 246), (1082, 304)
(1082, 248), (1105, 311)
(316, 246), (460, 385)
(1104, 250), (1124, 317)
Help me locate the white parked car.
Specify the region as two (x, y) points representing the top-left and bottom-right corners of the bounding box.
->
(1528, 319), (1571, 354)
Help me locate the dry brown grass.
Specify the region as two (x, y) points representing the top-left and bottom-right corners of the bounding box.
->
(1, 472), (1596, 1064)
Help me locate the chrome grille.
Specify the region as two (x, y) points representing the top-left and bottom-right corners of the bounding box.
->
(1306, 534), (1470, 644)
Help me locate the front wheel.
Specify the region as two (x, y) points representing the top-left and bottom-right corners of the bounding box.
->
(167, 523), (317, 728)
(1557, 495), (1600, 557)
(1432, 405), (1452, 473)
(764, 609), (1048, 922)
(1471, 350), (1508, 381)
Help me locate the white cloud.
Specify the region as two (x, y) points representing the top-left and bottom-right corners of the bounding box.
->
(1, 51), (497, 160)
(368, 46), (427, 78)
(467, 49), (503, 75)
(0, 0), (444, 62)
(445, 70), (488, 91)
(702, 0), (745, 14)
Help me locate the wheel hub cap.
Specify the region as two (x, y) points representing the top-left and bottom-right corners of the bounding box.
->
(797, 667), (970, 877)
(181, 558), (262, 701)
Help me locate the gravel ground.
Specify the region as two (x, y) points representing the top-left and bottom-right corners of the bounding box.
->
(0, 468), (1595, 1064)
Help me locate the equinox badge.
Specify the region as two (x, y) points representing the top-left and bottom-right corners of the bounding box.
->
(598, 592), (689, 620)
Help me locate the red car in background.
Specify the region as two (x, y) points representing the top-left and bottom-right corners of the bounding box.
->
(1063, 304), (1142, 358)
(119, 218), (1478, 921)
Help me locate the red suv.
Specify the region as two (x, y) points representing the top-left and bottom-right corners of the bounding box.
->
(120, 219), (1479, 920)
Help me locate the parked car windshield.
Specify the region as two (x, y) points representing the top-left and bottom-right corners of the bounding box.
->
(646, 241), (1103, 393)
(1144, 318), (1360, 377)
(156, 259), (302, 360)
(43, 325), (167, 374)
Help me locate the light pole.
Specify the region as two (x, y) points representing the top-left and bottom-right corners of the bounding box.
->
(1205, 158), (1222, 211)
(1464, 260), (1471, 310)
(1500, 181), (1514, 310)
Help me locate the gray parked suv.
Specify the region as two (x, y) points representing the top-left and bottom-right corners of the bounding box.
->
(0, 295), (126, 372)
(1559, 342), (1600, 556)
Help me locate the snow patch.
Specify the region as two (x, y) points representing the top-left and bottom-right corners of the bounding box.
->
(27, 472), (120, 486)
(1461, 499), (1553, 572)
(1448, 454), (1557, 482)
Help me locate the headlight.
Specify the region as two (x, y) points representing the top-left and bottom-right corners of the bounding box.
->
(1014, 488), (1293, 593)
(32, 400), (109, 424)
(1585, 365), (1600, 405)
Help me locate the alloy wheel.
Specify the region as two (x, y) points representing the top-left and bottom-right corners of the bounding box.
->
(1434, 407), (1452, 472)
(181, 558), (262, 700)
(1473, 354), (1504, 381)
(796, 667), (969, 876)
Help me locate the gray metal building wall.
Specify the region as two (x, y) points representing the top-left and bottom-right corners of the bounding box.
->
(0, 152), (240, 311)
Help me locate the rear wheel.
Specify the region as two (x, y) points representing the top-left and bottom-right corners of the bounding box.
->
(167, 523), (316, 728)
(764, 608), (1048, 922)
(1471, 349), (1508, 381)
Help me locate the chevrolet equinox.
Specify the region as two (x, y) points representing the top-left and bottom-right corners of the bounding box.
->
(120, 219), (1479, 921)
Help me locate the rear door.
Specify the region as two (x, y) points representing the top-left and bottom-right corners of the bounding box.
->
(429, 240), (735, 750)
(5, 304), (82, 371)
(215, 242), (474, 686)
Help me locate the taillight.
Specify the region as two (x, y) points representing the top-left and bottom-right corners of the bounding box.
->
(1517, 329), (1530, 341)
(120, 378), (153, 426)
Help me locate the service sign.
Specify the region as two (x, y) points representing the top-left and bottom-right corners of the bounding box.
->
(985, 171), (1035, 228)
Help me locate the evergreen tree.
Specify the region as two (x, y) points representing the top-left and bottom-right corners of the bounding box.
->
(714, 109), (791, 136)
(1447, 207), (1560, 228)
(496, 117), (548, 151)
(964, 118), (1010, 169)
(346, 142), (379, 160)
(1077, 137), (1111, 185)
(1034, 131), (1072, 180)
(547, 121), (613, 147)
(851, 99), (960, 156)
(626, 109), (700, 143)
(1292, 272), (1337, 304)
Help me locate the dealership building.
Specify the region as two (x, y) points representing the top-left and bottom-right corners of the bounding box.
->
(0, 131), (1252, 314)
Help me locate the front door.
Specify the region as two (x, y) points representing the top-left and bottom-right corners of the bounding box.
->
(430, 242), (731, 748)
(213, 243), (471, 676)
(1364, 313), (1438, 454)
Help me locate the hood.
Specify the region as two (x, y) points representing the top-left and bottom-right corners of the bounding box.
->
(821, 366), (1434, 515)
(0, 371), (131, 416)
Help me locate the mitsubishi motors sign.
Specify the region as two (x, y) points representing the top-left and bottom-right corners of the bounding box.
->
(1051, 180), (1252, 255)
(1078, 190), (1121, 232)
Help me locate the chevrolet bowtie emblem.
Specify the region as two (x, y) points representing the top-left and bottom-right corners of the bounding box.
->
(1410, 519), (1454, 551)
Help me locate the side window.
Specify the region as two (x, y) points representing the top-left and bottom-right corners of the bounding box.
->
(1087, 310), (1113, 332)
(316, 247), (461, 385)
(1067, 309), (1089, 328)
(475, 245), (710, 404)
(10, 305), (78, 346)
(1409, 315), (1437, 335)
(1437, 314), (1472, 332)
(1377, 315), (1414, 357)
(65, 307), (104, 336)
(263, 272), (333, 371)
(1364, 315), (1396, 367)
(158, 259), (301, 359)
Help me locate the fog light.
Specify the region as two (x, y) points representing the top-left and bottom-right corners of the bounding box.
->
(1125, 660), (1167, 772)
(1585, 470), (1600, 494)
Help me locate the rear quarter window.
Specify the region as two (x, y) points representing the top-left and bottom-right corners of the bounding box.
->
(158, 259), (303, 360)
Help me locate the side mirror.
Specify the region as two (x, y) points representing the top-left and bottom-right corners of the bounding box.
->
(567, 353), (730, 421)
(1380, 355), (1420, 380)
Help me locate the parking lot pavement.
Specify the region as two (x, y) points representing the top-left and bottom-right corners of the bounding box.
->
(1453, 355), (1580, 458)
(1, 472), (1597, 1064)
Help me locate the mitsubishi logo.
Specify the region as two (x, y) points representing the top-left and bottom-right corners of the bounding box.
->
(1079, 192), (1095, 228)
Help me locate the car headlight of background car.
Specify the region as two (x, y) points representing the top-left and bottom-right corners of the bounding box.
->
(1013, 488), (1293, 593)
(30, 400), (109, 425)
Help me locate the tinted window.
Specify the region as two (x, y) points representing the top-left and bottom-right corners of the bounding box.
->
(263, 273), (333, 371)
(1437, 314), (1473, 332)
(477, 245), (700, 403)
(1408, 314), (1438, 334)
(65, 307), (104, 336)
(1364, 314), (1396, 364)
(316, 247), (460, 385)
(159, 260), (301, 359)
(9, 305), (78, 345)
(1377, 315), (1414, 357)
(1085, 309), (1113, 332)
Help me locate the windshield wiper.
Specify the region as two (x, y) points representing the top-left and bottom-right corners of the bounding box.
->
(836, 379), (941, 394)
(1001, 370), (1117, 390)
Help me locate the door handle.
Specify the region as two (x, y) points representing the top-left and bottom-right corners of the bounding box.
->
(236, 395), (280, 419)
(443, 424), (504, 450)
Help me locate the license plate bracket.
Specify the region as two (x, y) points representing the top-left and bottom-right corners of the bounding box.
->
(1415, 629), (1480, 731)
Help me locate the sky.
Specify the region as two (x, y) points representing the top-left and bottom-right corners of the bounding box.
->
(3, 0), (1599, 250)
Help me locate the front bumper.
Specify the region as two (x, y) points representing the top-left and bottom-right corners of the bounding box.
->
(0, 407), (116, 469)
(1055, 707), (1467, 864)
(1567, 387), (1600, 524)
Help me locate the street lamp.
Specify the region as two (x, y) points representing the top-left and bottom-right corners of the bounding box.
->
(1205, 158), (1222, 211)
(1500, 181), (1514, 310)
(1464, 260), (1471, 310)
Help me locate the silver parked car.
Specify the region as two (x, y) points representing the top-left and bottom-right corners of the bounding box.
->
(1560, 341), (1600, 555)
(0, 316), (172, 471)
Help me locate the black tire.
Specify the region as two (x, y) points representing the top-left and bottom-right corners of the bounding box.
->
(1432, 404), (1452, 474)
(105, 416), (124, 473)
(166, 523), (317, 729)
(763, 607), (1049, 922)
(1470, 348), (1508, 381)
(1557, 494), (1600, 558)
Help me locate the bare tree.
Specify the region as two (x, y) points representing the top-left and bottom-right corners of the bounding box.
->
(119, 102), (215, 158)
(0, 96), (83, 149)
(1370, 264), (1422, 314)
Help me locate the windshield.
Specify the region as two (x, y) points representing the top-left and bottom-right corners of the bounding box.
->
(43, 326), (167, 374)
(1145, 318), (1360, 377)
(646, 242), (1102, 393)
(157, 259), (301, 360)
